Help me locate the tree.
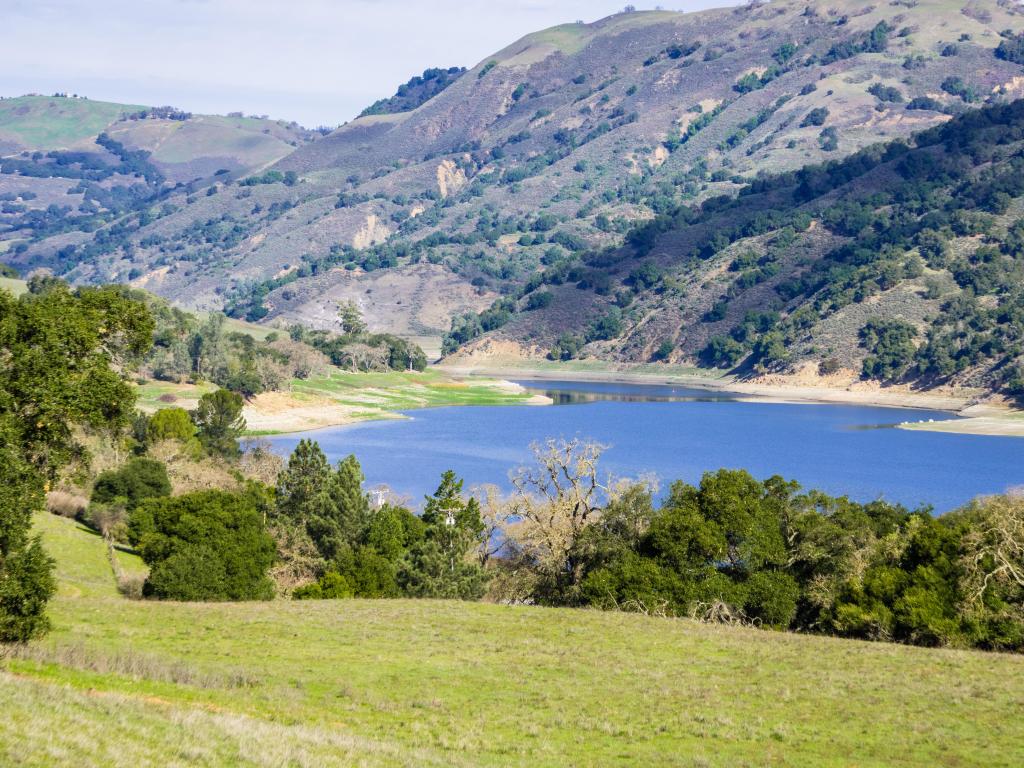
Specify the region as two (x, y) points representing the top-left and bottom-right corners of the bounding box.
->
(275, 439), (331, 523)
(147, 407), (195, 443)
(129, 490), (275, 601)
(275, 443), (373, 568)
(0, 416), (55, 642)
(303, 453), (370, 562)
(859, 318), (917, 381)
(995, 32), (1024, 65)
(189, 312), (225, 380)
(400, 539), (488, 600)
(402, 471), (488, 599)
(956, 495), (1024, 649)
(192, 388), (245, 457)
(274, 439), (333, 563)
(0, 282), (152, 640)
(503, 439), (611, 602)
(338, 300), (367, 336)
(800, 107), (829, 127)
(325, 454), (370, 546)
(90, 457), (171, 508)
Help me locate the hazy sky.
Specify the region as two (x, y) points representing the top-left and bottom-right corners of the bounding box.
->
(1, 0), (735, 127)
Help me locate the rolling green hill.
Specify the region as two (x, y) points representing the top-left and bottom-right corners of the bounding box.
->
(2, 510), (1022, 767)
(0, 95), (147, 151)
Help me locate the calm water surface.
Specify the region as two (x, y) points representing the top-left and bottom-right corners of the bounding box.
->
(266, 380), (1024, 512)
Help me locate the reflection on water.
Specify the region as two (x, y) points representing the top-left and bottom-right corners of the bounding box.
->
(516, 380), (742, 406)
(533, 386), (739, 406)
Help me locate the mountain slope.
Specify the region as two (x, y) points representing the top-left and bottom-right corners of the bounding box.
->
(0, 95), (316, 180)
(4, 0), (1024, 364)
(451, 98), (1024, 402)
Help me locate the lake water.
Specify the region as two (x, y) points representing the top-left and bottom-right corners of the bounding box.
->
(265, 380), (1024, 513)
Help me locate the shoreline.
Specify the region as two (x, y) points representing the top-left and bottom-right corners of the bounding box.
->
(240, 374), (549, 436)
(196, 362), (1024, 439)
(438, 362), (1024, 438)
(437, 363), (972, 412)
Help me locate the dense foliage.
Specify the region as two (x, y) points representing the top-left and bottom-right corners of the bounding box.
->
(488, 442), (1024, 651)
(277, 441), (487, 601)
(359, 67), (467, 117)
(0, 281), (152, 639)
(91, 457), (171, 508)
(129, 489), (275, 601)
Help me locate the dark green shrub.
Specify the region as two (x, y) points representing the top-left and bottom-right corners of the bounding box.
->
(860, 318), (917, 381)
(995, 32), (1024, 64)
(701, 336), (745, 368)
(800, 107), (829, 127)
(91, 457), (171, 508)
(129, 490), (275, 601)
(525, 291), (554, 310)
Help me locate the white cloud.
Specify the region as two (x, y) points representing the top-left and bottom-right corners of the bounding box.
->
(0, 0), (735, 126)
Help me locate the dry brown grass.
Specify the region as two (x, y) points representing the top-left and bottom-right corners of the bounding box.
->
(146, 440), (243, 495)
(2, 641), (258, 690)
(45, 491), (88, 519)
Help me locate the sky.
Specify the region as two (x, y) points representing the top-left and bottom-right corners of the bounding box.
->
(1, 0), (736, 128)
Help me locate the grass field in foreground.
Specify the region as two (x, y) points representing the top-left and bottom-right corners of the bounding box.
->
(2, 513), (1022, 767)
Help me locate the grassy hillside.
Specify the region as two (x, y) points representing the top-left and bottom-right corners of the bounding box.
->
(2, 511), (1022, 767)
(0, 95), (319, 268)
(0, 275), (26, 296)
(0, 95), (146, 150)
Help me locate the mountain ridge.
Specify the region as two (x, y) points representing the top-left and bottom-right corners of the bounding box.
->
(3, 0), (1024, 398)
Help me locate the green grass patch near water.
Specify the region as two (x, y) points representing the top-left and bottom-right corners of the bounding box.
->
(292, 369), (533, 411)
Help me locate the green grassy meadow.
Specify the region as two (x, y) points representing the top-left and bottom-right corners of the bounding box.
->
(0, 95), (144, 150)
(2, 512), (1022, 767)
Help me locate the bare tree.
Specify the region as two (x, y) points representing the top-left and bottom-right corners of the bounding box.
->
(504, 438), (612, 593)
(474, 483), (516, 566)
(960, 495), (1024, 615)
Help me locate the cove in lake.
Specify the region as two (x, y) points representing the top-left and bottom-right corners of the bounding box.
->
(266, 380), (1024, 513)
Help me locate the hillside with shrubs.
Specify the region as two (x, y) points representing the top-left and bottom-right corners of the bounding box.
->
(3, 0), (1024, 381)
(453, 97), (1024, 401)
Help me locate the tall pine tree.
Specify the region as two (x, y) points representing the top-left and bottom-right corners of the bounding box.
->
(402, 471), (488, 599)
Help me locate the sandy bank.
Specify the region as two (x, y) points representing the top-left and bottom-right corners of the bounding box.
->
(438, 363), (975, 413)
(242, 376), (546, 435)
(898, 404), (1024, 438)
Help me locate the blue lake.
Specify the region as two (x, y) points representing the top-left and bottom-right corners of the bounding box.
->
(265, 380), (1024, 513)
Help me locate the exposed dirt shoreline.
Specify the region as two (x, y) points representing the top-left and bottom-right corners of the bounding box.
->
(226, 363), (1024, 438)
(439, 363), (968, 410)
(438, 362), (1024, 438)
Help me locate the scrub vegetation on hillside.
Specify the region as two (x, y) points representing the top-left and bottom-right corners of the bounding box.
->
(5, 0), (1024, 384)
